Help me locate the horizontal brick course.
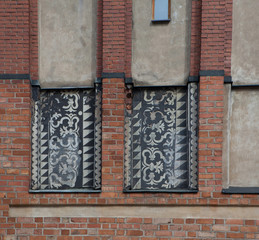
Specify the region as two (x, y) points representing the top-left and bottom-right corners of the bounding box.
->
(1, 217), (259, 239)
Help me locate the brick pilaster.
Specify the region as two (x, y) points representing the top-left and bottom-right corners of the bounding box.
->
(198, 0), (226, 194)
(101, 78), (125, 196)
(190, 0), (202, 76)
(96, 0), (103, 78)
(29, 0), (38, 80)
(224, 0), (233, 76)
(200, 0), (226, 71)
(102, 0), (126, 72)
(0, 0), (30, 74)
(101, 0), (127, 196)
(198, 76), (224, 194)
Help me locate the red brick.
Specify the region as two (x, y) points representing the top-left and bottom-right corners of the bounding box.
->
(240, 226), (258, 232)
(127, 230), (143, 236)
(99, 229), (115, 235)
(30, 237), (46, 240)
(226, 232), (245, 238)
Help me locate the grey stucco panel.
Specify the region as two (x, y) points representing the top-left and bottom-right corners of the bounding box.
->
(224, 88), (259, 187)
(132, 0), (191, 86)
(39, 0), (97, 88)
(222, 85), (231, 188)
(232, 0), (259, 85)
(9, 205), (259, 220)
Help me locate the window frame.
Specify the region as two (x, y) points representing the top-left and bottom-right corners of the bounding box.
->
(152, 0), (171, 22)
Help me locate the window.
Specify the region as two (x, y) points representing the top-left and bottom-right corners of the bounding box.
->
(124, 83), (198, 192)
(30, 87), (102, 192)
(152, 0), (171, 21)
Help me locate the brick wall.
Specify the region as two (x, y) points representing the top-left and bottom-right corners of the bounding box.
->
(96, 0), (103, 79)
(200, 0), (225, 71)
(190, 0), (201, 76)
(2, 217), (259, 240)
(0, 0), (29, 74)
(224, 0), (232, 76)
(198, 76), (224, 194)
(29, 0), (38, 80)
(102, 0), (126, 73)
(0, 0), (259, 239)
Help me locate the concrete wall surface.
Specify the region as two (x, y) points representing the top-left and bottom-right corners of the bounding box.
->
(224, 88), (259, 187)
(232, 0), (259, 85)
(132, 0), (191, 86)
(10, 205), (259, 220)
(39, 0), (97, 88)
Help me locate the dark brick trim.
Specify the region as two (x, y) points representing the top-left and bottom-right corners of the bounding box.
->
(30, 79), (40, 86)
(188, 76), (199, 83)
(125, 77), (133, 84)
(31, 85), (40, 101)
(95, 77), (102, 84)
(102, 72), (125, 79)
(224, 76), (232, 84)
(199, 70), (225, 77)
(0, 74), (30, 79)
(222, 187), (259, 194)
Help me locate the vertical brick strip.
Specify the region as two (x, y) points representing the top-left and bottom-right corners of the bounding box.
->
(0, 79), (31, 193)
(102, 0), (127, 196)
(0, 1), (31, 236)
(0, 79), (31, 236)
(199, 0), (226, 196)
(0, 0), (30, 74)
(199, 76), (224, 195)
(224, 0), (232, 76)
(200, 0), (225, 71)
(96, 0), (103, 78)
(125, 0), (132, 78)
(29, 0), (38, 80)
(190, 0), (202, 76)
(102, 78), (125, 197)
(102, 0), (126, 72)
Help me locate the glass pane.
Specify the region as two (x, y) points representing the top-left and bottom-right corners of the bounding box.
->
(154, 0), (169, 20)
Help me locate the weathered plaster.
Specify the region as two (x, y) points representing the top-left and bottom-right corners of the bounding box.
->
(222, 85), (231, 188)
(10, 206), (259, 220)
(224, 88), (259, 187)
(232, 0), (259, 85)
(132, 0), (191, 86)
(39, 0), (97, 88)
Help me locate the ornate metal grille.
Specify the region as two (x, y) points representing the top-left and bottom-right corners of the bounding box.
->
(31, 86), (102, 192)
(124, 83), (198, 191)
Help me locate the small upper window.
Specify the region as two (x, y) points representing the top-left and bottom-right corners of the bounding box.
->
(152, 0), (171, 22)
